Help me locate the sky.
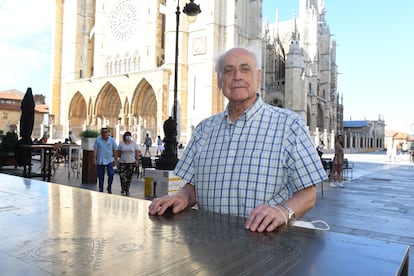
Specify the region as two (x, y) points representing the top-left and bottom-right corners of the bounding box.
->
(0, 1), (53, 98)
(0, 0), (413, 132)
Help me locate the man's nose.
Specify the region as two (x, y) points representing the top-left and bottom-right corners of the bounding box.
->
(233, 68), (242, 79)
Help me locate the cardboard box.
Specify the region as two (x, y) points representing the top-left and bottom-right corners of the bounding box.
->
(144, 168), (156, 198)
(144, 169), (186, 198)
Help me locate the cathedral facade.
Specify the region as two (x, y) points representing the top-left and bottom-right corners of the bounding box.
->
(50, 0), (342, 148)
(50, 0), (263, 144)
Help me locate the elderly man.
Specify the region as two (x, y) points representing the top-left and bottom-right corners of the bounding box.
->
(149, 47), (327, 232)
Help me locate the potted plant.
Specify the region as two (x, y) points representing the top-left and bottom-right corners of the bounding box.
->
(0, 132), (18, 155)
(0, 131), (18, 167)
(80, 129), (99, 151)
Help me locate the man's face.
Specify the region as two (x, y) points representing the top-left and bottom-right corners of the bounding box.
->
(219, 48), (261, 104)
(101, 129), (109, 140)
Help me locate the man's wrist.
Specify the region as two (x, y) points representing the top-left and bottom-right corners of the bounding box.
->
(271, 205), (288, 225)
(279, 203), (296, 224)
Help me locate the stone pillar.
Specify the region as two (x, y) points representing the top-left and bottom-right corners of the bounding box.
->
(323, 129), (328, 148)
(128, 114), (134, 129)
(40, 124), (44, 138)
(137, 123), (142, 144)
(116, 124), (120, 143)
(49, 123), (54, 140)
(356, 135), (360, 149)
(330, 130), (335, 149)
(314, 127), (320, 146)
(343, 133), (347, 149)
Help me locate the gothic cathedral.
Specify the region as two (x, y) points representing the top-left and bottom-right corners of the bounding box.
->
(50, 0), (341, 147)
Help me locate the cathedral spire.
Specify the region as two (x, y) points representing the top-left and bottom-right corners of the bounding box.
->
(275, 8), (279, 23)
(318, 0), (326, 13)
(291, 15), (300, 42)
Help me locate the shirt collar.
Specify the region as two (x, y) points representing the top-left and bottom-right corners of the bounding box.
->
(224, 94), (263, 123)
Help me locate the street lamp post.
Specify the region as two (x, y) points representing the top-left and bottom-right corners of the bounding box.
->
(156, 0), (201, 170)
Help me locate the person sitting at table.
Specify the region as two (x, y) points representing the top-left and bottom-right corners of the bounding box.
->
(149, 47), (327, 232)
(55, 141), (68, 162)
(68, 131), (77, 144)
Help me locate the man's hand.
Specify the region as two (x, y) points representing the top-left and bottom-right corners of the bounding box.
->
(245, 205), (287, 232)
(149, 183), (196, 216)
(245, 187), (316, 232)
(148, 193), (189, 216)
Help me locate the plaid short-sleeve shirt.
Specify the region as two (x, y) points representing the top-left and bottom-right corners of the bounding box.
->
(174, 96), (327, 217)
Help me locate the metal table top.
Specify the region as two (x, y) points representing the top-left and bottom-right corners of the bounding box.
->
(0, 174), (409, 275)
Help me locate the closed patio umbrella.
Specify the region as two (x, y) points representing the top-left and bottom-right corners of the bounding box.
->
(16, 87), (35, 169)
(19, 87), (35, 143)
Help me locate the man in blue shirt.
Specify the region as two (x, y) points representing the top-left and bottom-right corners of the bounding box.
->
(93, 127), (118, 193)
(149, 48), (327, 232)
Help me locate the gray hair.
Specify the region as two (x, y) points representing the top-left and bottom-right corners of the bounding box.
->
(215, 47), (260, 82)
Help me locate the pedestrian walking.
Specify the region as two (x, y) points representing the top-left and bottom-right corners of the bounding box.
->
(93, 127), (118, 193)
(117, 131), (140, 196)
(143, 133), (152, 157)
(156, 135), (164, 156)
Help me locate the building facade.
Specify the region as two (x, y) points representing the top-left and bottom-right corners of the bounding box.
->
(50, 0), (263, 144)
(343, 119), (385, 151)
(51, 0), (355, 150)
(0, 89), (49, 139)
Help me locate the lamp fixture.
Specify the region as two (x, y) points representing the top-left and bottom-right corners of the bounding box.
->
(183, 0), (201, 22)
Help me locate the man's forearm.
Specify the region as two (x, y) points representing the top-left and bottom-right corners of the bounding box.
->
(179, 183), (197, 207)
(284, 186), (316, 219)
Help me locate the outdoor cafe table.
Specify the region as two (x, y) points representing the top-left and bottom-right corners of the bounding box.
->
(0, 174), (409, 275)
(19, 143), (55, 181)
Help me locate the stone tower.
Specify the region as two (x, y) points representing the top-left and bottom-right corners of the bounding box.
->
(263, 0), (342, 148)
(284, 17), (306, 121)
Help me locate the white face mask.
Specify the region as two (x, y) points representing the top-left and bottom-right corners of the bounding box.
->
(125, 135), (132, 142)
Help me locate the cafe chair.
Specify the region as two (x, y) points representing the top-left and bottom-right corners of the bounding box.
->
(342, 159), (354, 180)
(139, 156), (154, 178)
